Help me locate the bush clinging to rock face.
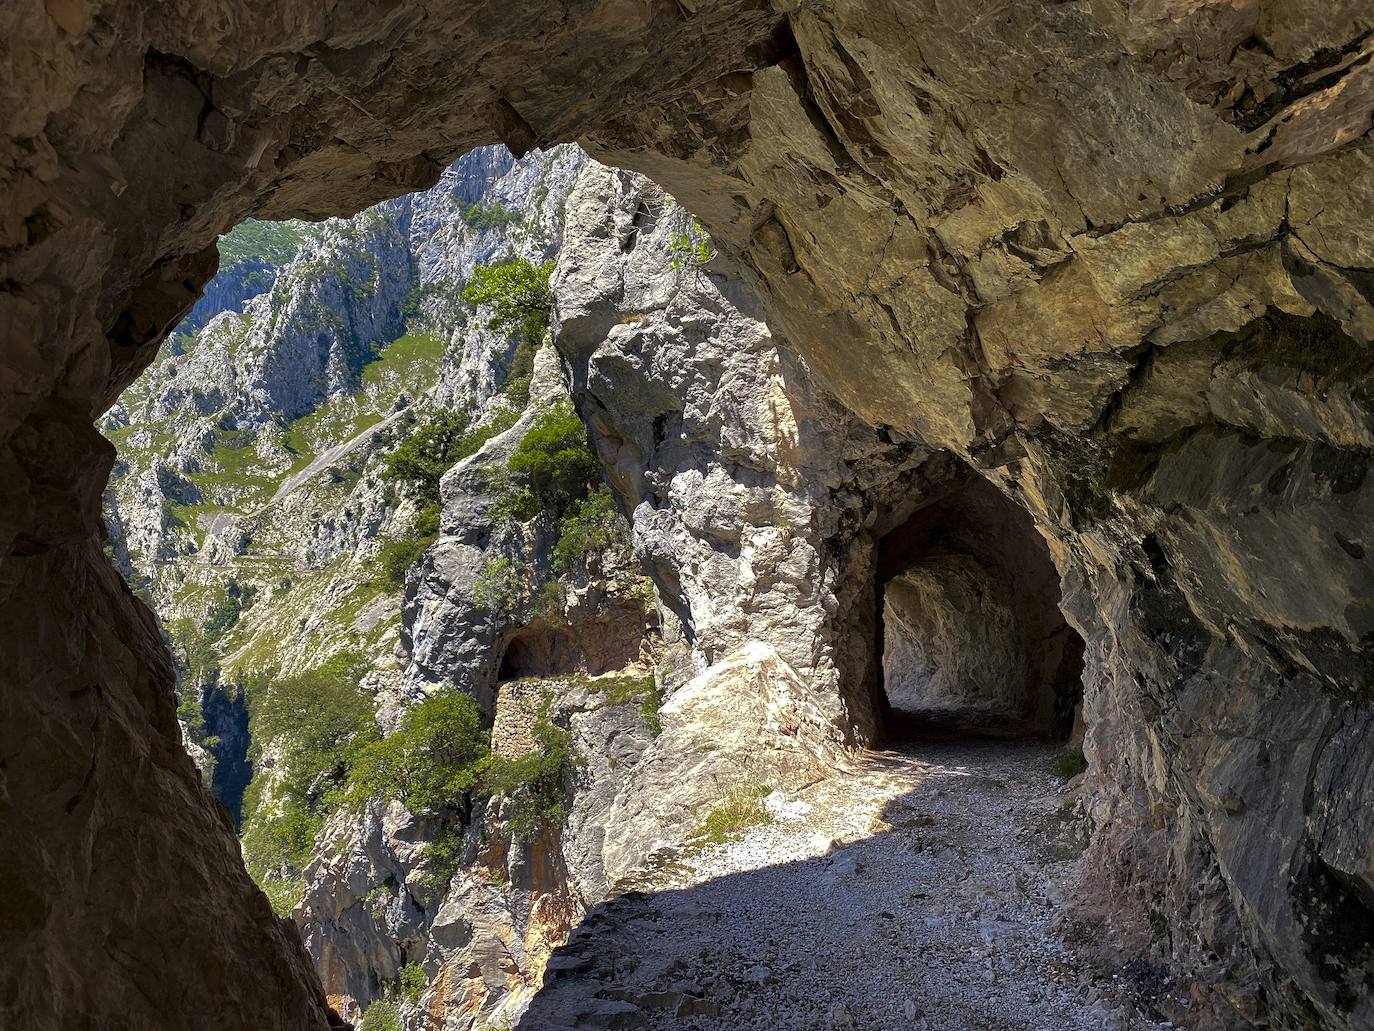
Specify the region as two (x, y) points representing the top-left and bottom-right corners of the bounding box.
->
(496, 399), (601, 520)
(346, 691), (489, 814)
(461, 257), (554, 346)
(483, 697), (583, 842)
(553, 485), (625, 571)
(383, 411), (474, 503)
(358, 997), (403, 1031)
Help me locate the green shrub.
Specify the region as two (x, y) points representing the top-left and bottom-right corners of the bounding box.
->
(240, 797), (321, 886)
(358, 998), (403, 1031)
(384, 412), (473, 503)
(483, 700), (582, 842)
(398, 963), (427, 1002)
(486, 470), (540, 523)
(552, 486), (624, 570)
(375, 536), (428, 589)
(379, 404), (524, 589)
(534, 580), (565, 624)
(499, 334), (537, 408)
(498, 400), (599, 520)
(669, 218), (716, 271)
(1052, 747), (1088, 779)
(260, 875), (306, 918)
(374, 501), (443, 590)
(385, 409), (521, 506)
(247, 653), (377, 805)
(363, 882), (393, 917)
(460, 258), (554, 347)
(596, 673), (657, 707)
(177, 689), (207, 740)
(373, 499), (443, 590)
(420, 824), (466, 891)
(462, 202), (522, 231)
(347, 691), (489, 814)
(473, 557), (526, 612)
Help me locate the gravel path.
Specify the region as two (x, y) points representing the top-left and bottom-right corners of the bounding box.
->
(520, 741), (1172, 1030)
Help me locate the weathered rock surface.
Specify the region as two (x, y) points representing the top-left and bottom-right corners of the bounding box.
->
(4, 3), (1374, 1030)
(553, 163), (938, 739)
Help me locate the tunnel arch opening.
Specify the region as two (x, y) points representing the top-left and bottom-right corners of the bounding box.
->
(494, 611), (649, 684)
(872, 473), (1085, 743)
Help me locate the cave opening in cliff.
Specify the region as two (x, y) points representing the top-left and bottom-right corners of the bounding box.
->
(496, 611), (648, 683)
(873, 476), (1084, 742)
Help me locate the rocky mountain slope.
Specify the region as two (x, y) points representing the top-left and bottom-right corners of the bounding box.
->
(103, 148), (877, 1030)
(104, 142), (577, 780)
(101, 144), (615, 1024)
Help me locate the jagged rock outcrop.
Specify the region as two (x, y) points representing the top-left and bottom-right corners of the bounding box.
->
(400, 345), (654, 713)
(291, 337), (655, 1026)
(4, 4), (1374, 1030)
(553, 164), (939, 738)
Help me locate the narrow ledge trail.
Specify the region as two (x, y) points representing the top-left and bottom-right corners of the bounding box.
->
(520, 741), (1181, 1031)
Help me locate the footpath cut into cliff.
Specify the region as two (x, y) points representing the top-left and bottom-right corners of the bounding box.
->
(521, 740), (1172, 1031)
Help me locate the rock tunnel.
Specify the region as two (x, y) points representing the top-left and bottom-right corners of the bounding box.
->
(875, 475), (1084, 740)
(3, 3), (1374, 1030)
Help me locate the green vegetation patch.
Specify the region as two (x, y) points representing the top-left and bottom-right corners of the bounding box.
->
(358, 998), (403, 1031)
(493, 400), (600, 521)
(384, 407), (521, 505)
(398, 963), (427, 1002)
(591, 671), (663, 738)
(276, 331), (448, 480)
(346, 691), (489, 814)
(483, 697), (583, 842)
(375, 406), (520, 588)
(463, 202), (522, 231)
(461, 257), (553, 340)
(186, 429), (280, 511)
(217, 219), (315, 269)
(473, 557), (526, 613)
(669, 217), (716, 271)
(360, 331), (448, 391)
(553, 486), (625, 571)
(689, 785), (773, 848)
(384, 412), (478, 502)
(461, 255), (553, 400)
(420, 824), (466, 892)
(239, 653), (379, 913)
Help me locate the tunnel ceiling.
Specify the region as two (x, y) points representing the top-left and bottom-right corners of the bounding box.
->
(3, 2), (1374, 1030)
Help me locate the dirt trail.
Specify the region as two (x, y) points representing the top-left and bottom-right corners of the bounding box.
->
(520, 741), (1173, 1031)
(270, 406), (410, 505)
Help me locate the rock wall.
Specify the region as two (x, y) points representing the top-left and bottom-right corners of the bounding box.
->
(552, 163), (940, 741)
(883, 561), (1023, 720)
(3, 3), (1374, 1030)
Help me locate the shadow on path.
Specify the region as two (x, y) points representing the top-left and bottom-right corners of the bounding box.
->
(517, 742), (1153, 1031)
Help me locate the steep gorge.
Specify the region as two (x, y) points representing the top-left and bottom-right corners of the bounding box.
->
(3, 3), (1374, 1030)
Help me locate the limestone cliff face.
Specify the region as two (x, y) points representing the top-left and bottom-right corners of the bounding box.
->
(3, 4), (1374, 1031)
(290, 163), (866, 1030)
(552, 163), (931, 736)
(550, 143), (1374, 1027)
